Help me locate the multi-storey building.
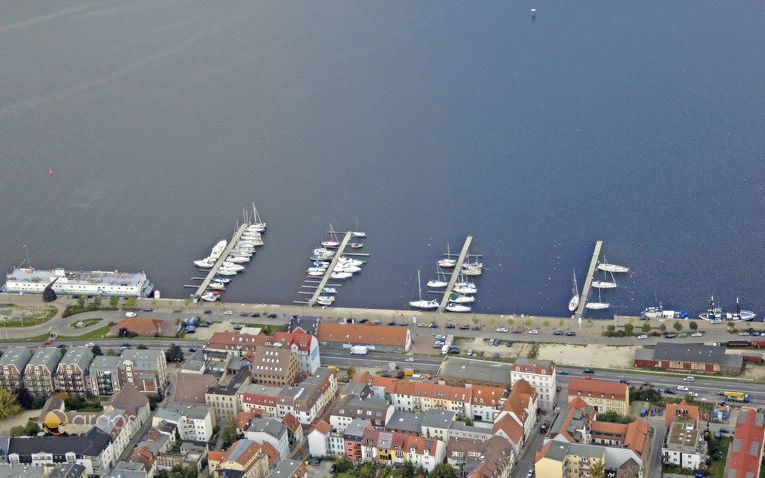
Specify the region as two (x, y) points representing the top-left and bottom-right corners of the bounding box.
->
(206, 367), (250, 423)
(535, 442), (607, 478)
(567, 378), (629, 415)
(209, 439), (270, 478)
(343, 419), (372, 461)
(0, 346), (32, 392)
(24, 348), (62, 396)
(54, 346), (93, 395)
(468, 384), (507, 422)
(724, 409), (765, 478)
(662, 400), (706, 470)
(154, 403), (216, 443)
(272, 330), (320, 374)
(360, 429), (445, 472)
(493, 380), (537, 454)
(510, 358), (557, 410)
(238, 384), (283, 417)
(120, 349), (168, 395)
(5, 428), (115, 476)
(634, 343), (743, 374)
(276, 367), (336, 425)
(329, 396), (394, 431)
(244, 418), (290, 462)
(466, 435), (515, 478)
(266, 459), (307, 478)
(88, 356), (123, 396)
(250, 348), (299, 388)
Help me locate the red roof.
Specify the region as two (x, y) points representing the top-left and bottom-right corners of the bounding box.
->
(312, 420), (331, 434)
(207, 332), (269, 350)
(568, 378), (628, 401)
(282, 413), (301, 433)
(664, 400), (699, 428)
(317, 323), (408, 347)
(725, 409), (765, 478)
(273, 330), (315, 353)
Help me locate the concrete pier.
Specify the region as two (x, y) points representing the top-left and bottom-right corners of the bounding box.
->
(193, 223), (249, 299)
(574, 240), (603, 319)
(307, 231), (353, 307)
(438, 236), (473, 312)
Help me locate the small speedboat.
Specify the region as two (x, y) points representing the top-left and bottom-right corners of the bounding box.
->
(446, 303), (471, 313)
(317, 297), (334, 306)
(334, 265), (361, 273)
(453, 285), (477, 295)
(352, 231), (366, 238)
(221, 262), (244, 271)
(214, 277), (231, 284)
(350, 243), (364, 249)
(323, 287), (337, 294)
(208, 282), (226, 290)
(322, 240), (340, 248)
(449, 293), (474, 303)
(338, 257), (364, 266)
(307, 271), (325, 277)
(194, 258), (215, 268)
(217, 269), (238, 276)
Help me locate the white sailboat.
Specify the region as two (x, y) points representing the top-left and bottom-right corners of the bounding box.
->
(330, 272), (352, 279)
(209, 240), (228, 259)
(438, 243), (457, 268)
(427, 270), (448, 289)
(568, 270), (579, 312)
(449, 293), (475, 304)
(597, 255), (629, 273)
(586, 288), (609, 310)
(446, 303), (471, 313)
(352, 218), (367, 238)
(591, 270), (617, 289)
(250, 203), (267, 232)
(410, 269), (439, 310)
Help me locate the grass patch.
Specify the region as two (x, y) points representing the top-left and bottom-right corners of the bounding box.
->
(452, 336), (472, 345)
(0, 304), (57, 327)
(2, 324), (114, 343)
(69, 318), (102, 329)
(62, 304), (117, 318)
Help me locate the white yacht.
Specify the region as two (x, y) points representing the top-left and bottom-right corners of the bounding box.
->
(585, 302), (609, 310)
(307, 271), (325, 277)
(194, 258), (215, 268)
(427, 279), (448, 288)
(461, 266), (482, 277)
(208, 282), (226, 290)
(226, 256), (251, 264)
(438, 258), (456, 269)
(410, 269), (440, 310)
(334, 265), (361, 274)
(449, 293), (474, 303)
(307, 266), (327, 274)
(217, 269), (238, 276)
(568, 270), (580, 312)
(331, 272), (353, 279)
(338, 257), (364, 266)
(453, 285), (477, 295)
(446, 303), (471, 313)
(322, 287), (337, 294)
(221, 262), (244, 271)
(209, 240), (227, 258)
(597, 256), (629, 273)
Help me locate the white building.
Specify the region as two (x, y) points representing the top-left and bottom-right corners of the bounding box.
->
(244, 418), (290, 462)
(662, 419), (707, 470)
(510, 358), (556, 411)
(3, 268), (153, 298)
(272, 330), (321, 374)
(153, 403), (215, 443)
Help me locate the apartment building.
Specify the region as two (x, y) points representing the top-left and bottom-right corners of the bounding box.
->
(250, 348), (299, 388)
(24, 348), (62, 396)
(493, 380), (538, 454)
(662, 401), (707, 470)
(54, 346), (93, 395)
(359, 429), (445, 472)
(206, 367), (250, 423)
(272, 330), (320, 374)
(238, 384), (283, 417)
(567, 378), (629, 415)
(329, 396), (394, 431)
(0, 346), (32, 392)
(244, 418), (290, 461)
(276, 367), (336, 425)
(724, 409), (765, 478)
(120, 349), (168, 395)
(88, 356), (123, 396)
(154, 403), (216, 443)
(510, 358), (557, 411)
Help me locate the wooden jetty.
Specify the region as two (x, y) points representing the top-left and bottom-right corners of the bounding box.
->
(307, 231), (353, 307)
(574, 240), (603, 319)
(438, 236), (473, 312)
(193, 223), (249, 299)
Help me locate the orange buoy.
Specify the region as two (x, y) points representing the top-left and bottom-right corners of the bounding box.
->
(49, 168), (53, 176)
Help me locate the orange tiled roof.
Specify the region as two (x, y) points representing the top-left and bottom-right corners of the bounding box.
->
(664, 399), (699, 427)
(535, 442), (552, 463)
(393, 380), (472, 403)
(273, 330), (314, 353)
(568, 378), (628, 401)
(260, 441), (280, 465)
(313, 420), (331, 434)
(118, 318), (160, 333)
(317, 323), (408, 347)
(557, 397), (594, 443)
(469, 385), (506, 407)
(493, 414), (524, 444)
(501, 379), (537, 418)
(623, 419), (649, 459)
(237, 410), (258, 430)
(726, 409), (765, 477)
(208, 450), (225, 463)
(282, 413), (301, 433)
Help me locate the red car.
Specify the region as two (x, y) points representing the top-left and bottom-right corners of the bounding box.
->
(43, 339), (52, 345)
(512, 329), (523, 334)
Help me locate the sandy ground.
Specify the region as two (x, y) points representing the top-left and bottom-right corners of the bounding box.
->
(0, 409), (42, 436)
(533, 343), (638, 369)
(0, 303), (56, 325)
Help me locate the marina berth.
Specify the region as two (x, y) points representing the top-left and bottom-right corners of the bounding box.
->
(3, 268), (154, 298)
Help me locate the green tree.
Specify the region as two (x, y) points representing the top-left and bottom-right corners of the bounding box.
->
(222, 417), (237, 448)
(91, 345), (103, 356)
(77, 296), (87, 307)
(559, 319), (564, 327)
(184, 299), (191, 306)
(105, 349), (117, 356)
(543, 319), (550, 328)
(642, 322), (651, 333)
(165, 344), (184, 363)
(137, 344), (148, 350)
(607, 325), (616, 333)
(347, 366), (356, 382)
(430, 463), (457, 478)
(587, 318), (594, 327)
(673, 321), (683, 331)
(590, 460), (606, 478)
(473, 318), (479, 325)
(727, 321), (735, 328)
(93, 295), (102, 307)
(9, 422), (40, 437)
(525, 318), (532, 327)
(624, 323), (634, 335)
(508, 318), (514, 326)
(124, 297), (136, 308)
(689, 321), (698, 331)
(660, 323), (667, 332)
(490, 317), (496, 326)
(0, 388), (22, 419)
(109, 296), (119, 307)
(463, 416), (473, 426)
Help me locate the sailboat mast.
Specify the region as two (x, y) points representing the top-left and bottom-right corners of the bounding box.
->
(417, 269), (423, 300)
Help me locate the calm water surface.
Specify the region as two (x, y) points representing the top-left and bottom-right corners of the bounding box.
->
(1, 0), (764, 317)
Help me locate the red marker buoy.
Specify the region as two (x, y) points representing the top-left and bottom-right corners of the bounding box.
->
(49, 168), (53, 176)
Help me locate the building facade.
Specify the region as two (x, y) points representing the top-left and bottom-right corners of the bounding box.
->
(250, 348), (299, 388)
(567, 378), (629, 415)
(510, 358), (557, 410)
(24, 348), (62, 396)
(0, 346), (32, 392)
(54, 346), (93, 395)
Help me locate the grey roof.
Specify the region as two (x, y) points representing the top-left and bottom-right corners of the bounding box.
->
(0, 464), (46, 478)
(569, 443), (606, 459)
(0, 346), (32, 372)
(634, 348), (655, 361)
(448, 420), (493, 436)
(208, 367), (250, 396)
(344, 396), (389, 411)
(88, 355), (122, 376)
(181, 352), (206, 373)
(386, 411), (423, 434)
(163, 402), (211, 420)
(343, 419), (371, 439)
(237, 383), (283, 397)
(514, 357), (555, 369)
(120, 349), (163, 371)
(438, 357), (512, 387)
(107, 462), (147, 478)
(654, 342), (726, 363)
(109, 384), (149, 416)
(7, 428), (111, 457)
(285, 316), (320, 336)
(5, 268), (149, 288)
(45, 463), (87, 478)
(245, 417), (287, 439)
(226, 439), (258, 464)
(422, 409), (455, 429)
(26, 347), (62, 372)
(341, 382), (370, 398)
(279, 386), (304, 399)
(59, 346), (93, 371)
(266, 459), (303, 478)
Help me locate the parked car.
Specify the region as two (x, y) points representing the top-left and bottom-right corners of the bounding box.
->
(691, 332), (703, 337)
(471, 325), (481, 330)
(56, 344), (66, 349)
(143, 308), (153, 312)
(121, 342), (131, 348)
(446, 324), (455, 329)
(233, 325), (243, 331)
(738, 331), (750, 336)
(677, 385), (689, 391)
(565, 331), (576, 336)
(358, 319), (368, 324)
(512, 329), (523, 334)
(373, 319), (382, 325)
(430, 323), (438, 328)
(664, 333), (677, 339)
(637, 334), (648, 340)
(619, 379), (629, 384)
(460, 324), (470, 330)
(224, 310), (233, 315)
(240, 312), (249, 317)
(204, 310), (213, 314)
(506, 341), (513, 347)
(466, 350), (473, 356)
(267, 313), (277, 318)
(405, 357), (415, 362)
(664, 388), (676, 395)
(750, 331), (760, 336)
(86, 342), (95, 347)
(683, 376), (695, 382)
(559, 370), (569, 375)
(583, 368), (595, 374)
(388, 321), (397, 326)
(398, 321), (408, 326)
(528, 329), (539, 335)
(719, 428), (731, 435)
(125, 312), (137, 318)
(496, 328), (508, 333)
(553, 330), (564, 336)
(189, 348), (196, 353)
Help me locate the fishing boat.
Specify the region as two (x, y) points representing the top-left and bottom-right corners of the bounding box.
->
(446, 303), (471, 313)
(640, 304), (689, 319)
(591, 271), (617, 289)
(410, 269), (439, 310)
(568, 270), (580, 312)
(597, 256), (629, 273)
(330, 272), (353, 279)
(449, 293), (475, 303)
(350, 243), (364, 249)
(699, 297), (756, 321)
(585, 288), (609, 310)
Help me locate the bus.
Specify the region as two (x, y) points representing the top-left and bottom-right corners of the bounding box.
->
(721, 390), (750, 402)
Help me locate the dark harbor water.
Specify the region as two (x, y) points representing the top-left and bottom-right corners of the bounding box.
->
(1, 0), (764, 317)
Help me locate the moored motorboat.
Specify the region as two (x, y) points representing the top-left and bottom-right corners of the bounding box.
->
(438, 258), (456, 269)
(209, 240), (227, 258)
(214, 277), (231, 284)
(350, 243), (364, 249)
(640, 304), (688, 319)
(307, 271), (325, 277)
(446, 303), (471, 313)
(330, 272), (352, 279)
(449, 293), (475, 303)
(194, 258), (215, 268)
(322, 287), (337, 294)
